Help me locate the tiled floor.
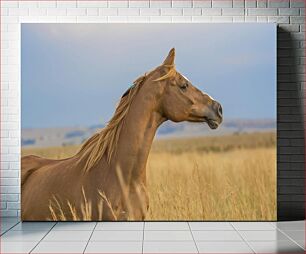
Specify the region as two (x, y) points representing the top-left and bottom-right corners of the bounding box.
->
(0, 218), (304, 253)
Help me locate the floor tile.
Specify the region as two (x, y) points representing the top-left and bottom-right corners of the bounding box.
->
(193, 230), (243, 241)
(282, 230), (305, 249)
(1, 217), (20, 224)
(239, 230), (290, 241)
(145, 222), (190, 230)
(143, 241), (198, 253)
(249, 240), (304, 253)
(96, 222), (143, 231)
(0, 230), (47, 242)
(32, 241), (87, 253)
(0, 241), (37, 253)
(90, 230), (143, 241)
(276, 221), (305, 231)
(189, 222), (234, 231)
(282, 230), (305, 241)
(85, 241), (142, 253)
(42, 230), (92, 242)
(144, 230), (193, 241)
(11, 222), (55, 231)
(197, 241), (253, 253)
(52, 222), (96, 231)
(232, 222), (276, 231)
(1, 222), (20, 233)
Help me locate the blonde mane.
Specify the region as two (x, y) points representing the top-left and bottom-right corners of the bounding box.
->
(78, 66), (176, 172)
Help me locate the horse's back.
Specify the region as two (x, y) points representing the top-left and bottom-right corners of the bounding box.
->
(21, 155), (56, 186)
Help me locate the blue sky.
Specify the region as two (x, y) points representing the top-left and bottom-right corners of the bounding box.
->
(22, 24), (276, 128)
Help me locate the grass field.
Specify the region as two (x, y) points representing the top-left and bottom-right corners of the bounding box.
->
(22, 131), (276, 221)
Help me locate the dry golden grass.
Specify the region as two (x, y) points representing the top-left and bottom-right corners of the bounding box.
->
(22, 132), (276, 220)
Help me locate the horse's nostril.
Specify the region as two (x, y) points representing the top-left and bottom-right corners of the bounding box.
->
(218, 105), (223, 116)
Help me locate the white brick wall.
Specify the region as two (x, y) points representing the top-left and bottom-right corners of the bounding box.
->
(0, 0), (305, 218)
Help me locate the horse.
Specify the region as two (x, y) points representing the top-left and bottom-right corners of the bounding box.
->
(21, 48), (223, 221)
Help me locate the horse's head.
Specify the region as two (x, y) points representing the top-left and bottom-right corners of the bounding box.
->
(151, 48), (223, 129)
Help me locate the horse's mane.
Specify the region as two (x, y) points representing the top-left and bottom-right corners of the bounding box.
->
(76, 74), (146, 172)
(77, 65), (176, 172)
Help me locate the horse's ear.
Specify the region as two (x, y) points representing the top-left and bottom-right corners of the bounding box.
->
(162, 48), (175, 66)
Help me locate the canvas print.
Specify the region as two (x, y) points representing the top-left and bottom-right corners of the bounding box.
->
(21, 24), (276, 221)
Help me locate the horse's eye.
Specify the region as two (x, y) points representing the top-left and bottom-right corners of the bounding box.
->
(180, 83), (188, 91)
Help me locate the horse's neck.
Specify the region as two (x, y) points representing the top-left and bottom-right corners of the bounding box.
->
(114, 92), (164, 185)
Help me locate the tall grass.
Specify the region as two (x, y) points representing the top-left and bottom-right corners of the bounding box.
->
(22, 132), (276, 220)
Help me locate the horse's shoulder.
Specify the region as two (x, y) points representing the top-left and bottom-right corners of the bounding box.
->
(21, 155), (55, 186)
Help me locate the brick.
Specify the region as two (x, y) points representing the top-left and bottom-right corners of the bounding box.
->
(247, 8), (278, 15)
(107, 16), (128, 22)
(245, 0), (256, 7)
(172, 0), (192, 7)
(278, 8), (300, 15)
(77, 0), (107, 8)
(233, 16), (245, 22)
(7, 202), (20, 210)
(172, 16), (192, 22)
(233, 0), (244, 7)
(290, 16), (305, 24)
(67, 8), (86, 16)
(129, 1), (150, 7)
(57, 1), (77, 8)
(86, 8), (99, 16)
(38, 1), (57, 8)
(183, 8), (202, 16)
(99, 8), (118, 16)
(1, 8), (8, 16)
(0, 194), (18, 202)
(1, 17), (19, 24)
(278, 186), (304, 194)
(1, 202), (7, 210)
(9, 8), (29, 16)
(150, 0), (171, 8)
(244, 16), (257, 22)
(278, 171), (305, 178)
(47, 8), (67, 16)
(192, 16), (212, 22)
(1, 210), (18, 217)
(212, 16), (233, 22)
(291, 139), (305, 146)
(149, 16), (172, 22)
(193, 0), (212, 7)
(127, 16), (150, 22)
(0, 162), (10, 170)
(202, 8), (221, 15)
(212, 0), (233, 7)
(140, 8), (160, 16)
(0, 170), (18, 178)
(278, 195), (304, 202)
(279, 147), (304, 155)
(278, 130), (304, 138)
(0, 178), (18, 186)
(300, 8), (305, 15)
(278, 24), (300, 32)
(1, 1), (18, 8)
(257, 16), (268, 22)
(29, 8), (47, 16)
(222, 8), (245, 15)
(118, 8), (140, 16)
(1, 186), (20, 194)
(268, 0), (290, 7)
(161, 8), (183, 16)
(290, 0), (305, 7)
(257, 0), (267, 7)
(279, 178), (305, 185)
(268, 16), (289, 23)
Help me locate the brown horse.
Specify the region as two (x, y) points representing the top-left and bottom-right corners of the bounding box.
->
(21, 48), (223, 221)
